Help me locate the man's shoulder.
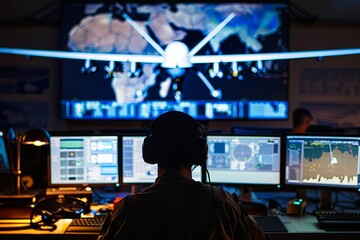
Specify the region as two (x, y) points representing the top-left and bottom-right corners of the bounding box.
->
(118, 181), (238, 208)
(201, 183), (237, 199)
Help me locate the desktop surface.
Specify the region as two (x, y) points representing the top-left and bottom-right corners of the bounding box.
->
(1, 213), (360, 240)
(1, 188), (360, 240)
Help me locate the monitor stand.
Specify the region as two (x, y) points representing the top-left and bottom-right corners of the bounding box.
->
(240, 187), (259, 202)
(239, 187), (267, 216)
(319, 189), (332, 210)
(296, 188), (307, 199)
(294, 189), (332, 211)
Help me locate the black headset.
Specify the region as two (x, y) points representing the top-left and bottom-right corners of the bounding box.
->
(142, 112), (208, 167)
(30, 195), (89, 230)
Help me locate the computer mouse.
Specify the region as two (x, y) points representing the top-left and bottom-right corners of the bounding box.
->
(94, 207), (112, 217)
(286, 198), (307, 216)
(98, 207), (111, 213)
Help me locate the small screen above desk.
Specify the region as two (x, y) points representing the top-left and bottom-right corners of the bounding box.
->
(49, 134), (119, 187)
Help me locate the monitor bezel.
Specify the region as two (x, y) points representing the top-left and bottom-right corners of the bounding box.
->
(47, 131), (120, 188)
(281, 133), (360, 192)
(0, 129), (14, 175)
(119, 134), (149, 186)
(0, 129), (16, 193)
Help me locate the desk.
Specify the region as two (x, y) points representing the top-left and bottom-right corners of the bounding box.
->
(0, 219), (70, 240)
(0, 219), (98, 240)
(269, 214), (360, 240)
(1, 214), (360, 240)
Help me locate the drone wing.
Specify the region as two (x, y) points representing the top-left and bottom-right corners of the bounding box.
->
(0, 46), (359, 66)
(0, 47), (164, 64)
(190, 48), (360, 64)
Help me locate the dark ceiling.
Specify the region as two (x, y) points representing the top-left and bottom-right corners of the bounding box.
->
(0, 0), (359, 25)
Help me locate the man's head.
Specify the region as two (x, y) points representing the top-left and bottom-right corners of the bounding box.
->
(292, 107), (313, 132)
(142, 111), (207, 168)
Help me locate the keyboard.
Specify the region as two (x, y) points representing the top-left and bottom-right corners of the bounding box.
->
(315, 211), (360, 230)
(66, 216), (106, 232)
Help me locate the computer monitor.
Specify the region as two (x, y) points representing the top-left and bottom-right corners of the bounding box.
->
(121, 135), (202, 184)
(0, 130), (11, 174)
(283, 134), (360, 191)
(48, 133), (119, 187)
(61, 1), (289, 120)
(0, 130), (14, 193)
(205, 134), (282, 189)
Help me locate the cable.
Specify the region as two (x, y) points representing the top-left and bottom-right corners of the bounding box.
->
(338, 191), (358, 202)
(205, 167), (225, 239)
(191, 165), (199, 172)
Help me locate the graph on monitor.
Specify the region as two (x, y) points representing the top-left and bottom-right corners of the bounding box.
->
(284, 134), (360, 190)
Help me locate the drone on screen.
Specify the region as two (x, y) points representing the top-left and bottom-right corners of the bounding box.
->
(0, 12), (359, 102)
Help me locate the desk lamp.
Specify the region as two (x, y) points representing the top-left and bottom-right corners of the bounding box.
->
(15, 128), (50, 194)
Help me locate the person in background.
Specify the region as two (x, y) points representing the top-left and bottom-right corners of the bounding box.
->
(292, 107), (313, 199)
(98, 111), (270, 240)
(292, 107), (313, 133)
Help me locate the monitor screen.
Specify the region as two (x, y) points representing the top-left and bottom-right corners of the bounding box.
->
(121, 135), (202, 184)
(0, 130), (14, 193)
(49, 134), (119, 187)
(61, 1), (289, 120)
(284, 134), (360, 190)
(205, 134), (282, 187)
(0, 131), (11, 174)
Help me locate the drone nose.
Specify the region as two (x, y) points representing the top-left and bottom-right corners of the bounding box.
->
(161, 41), (192, 68)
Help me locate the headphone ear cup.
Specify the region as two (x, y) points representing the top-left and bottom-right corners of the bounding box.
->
(40, 210), (56, 226)
(142, 136), (157, 164)
(191, 136), (208, 166)
(30, 208), (57, 229)
(29, 196), (88, 229)
(143, 130), (208, 166)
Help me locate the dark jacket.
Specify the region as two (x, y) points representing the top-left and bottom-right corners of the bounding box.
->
(98, 173), (268, 240)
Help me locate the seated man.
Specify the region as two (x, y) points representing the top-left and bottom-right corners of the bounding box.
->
(292, 107), (313, 133)
(98, 111), (270, 240)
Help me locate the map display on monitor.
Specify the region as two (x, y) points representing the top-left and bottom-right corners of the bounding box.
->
(61, 2), (289, 120)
